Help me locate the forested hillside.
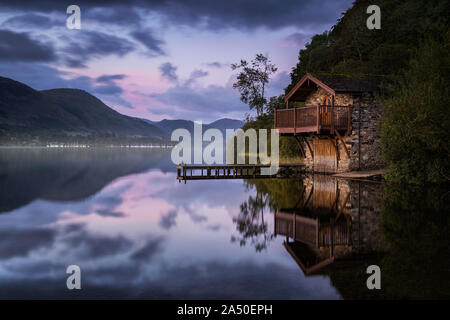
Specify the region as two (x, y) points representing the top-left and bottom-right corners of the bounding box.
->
(279, 0), (449, 183)
(286, 0), (448, 88)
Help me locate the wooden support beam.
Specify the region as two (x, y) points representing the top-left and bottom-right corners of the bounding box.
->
(335, 191), (350, 221)
(294, 136), (306, 158)
(303, 186), (314, 208)
(300, 136), (314, 160)
(335, 130), (350, 159)
(330, 188), (340, 211)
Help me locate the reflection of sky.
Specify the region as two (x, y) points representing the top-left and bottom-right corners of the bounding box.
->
(0, 169), (340, 299)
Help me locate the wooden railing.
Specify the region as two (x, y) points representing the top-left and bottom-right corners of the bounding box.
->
(274, 105), (351, 134)
(274, 211), (351, 247)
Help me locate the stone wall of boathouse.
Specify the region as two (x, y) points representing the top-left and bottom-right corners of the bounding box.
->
(301, 91), (384, 173)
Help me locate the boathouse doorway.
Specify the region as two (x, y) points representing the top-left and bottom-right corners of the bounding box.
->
(313, 138), (337, 173)
(320, 96), (333, 128)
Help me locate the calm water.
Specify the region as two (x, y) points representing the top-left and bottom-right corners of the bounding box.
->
(0, 148), (448, 299)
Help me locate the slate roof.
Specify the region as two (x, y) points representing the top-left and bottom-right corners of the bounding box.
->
(312, 73), (383, 93)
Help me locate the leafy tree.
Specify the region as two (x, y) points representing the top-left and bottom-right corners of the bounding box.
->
(381, 41), (450, 184)
(232, 54), (277, 117)
(265, 94), (285, 115)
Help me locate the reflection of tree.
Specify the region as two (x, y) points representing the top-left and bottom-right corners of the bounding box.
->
(324, 183), (449, 299)
(243, 178), (304, 209)
(379, 184), (450, 299)
(231, 178), (304, 252)
(231, 191), (274, 252)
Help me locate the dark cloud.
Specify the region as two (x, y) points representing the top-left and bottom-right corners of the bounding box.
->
(93, 84), (124, 95)
(64, 75), (125, 97)
(96, 74), (127, 84)
(96, 208), (125, 217)
(65, 230), (134, 258)
(85, 6), (142, 26)
(0, 62), (134, 109)
(60, 31), (135, 68)
(141, 0), (352, 30)
(1, 13), (61, 29)
(130, 29), (165, 56)
(131, 236), (164, 261)
(184, 69), (208, 87)
(205, 61), (225, 68)
(158, 209), (177, 229)
(0, 29), (56, 62)
(0, 228), (57, 259)
(158, 62), (178, 83)
(0, 257), (335, 299)
(0, 0), (353, 31)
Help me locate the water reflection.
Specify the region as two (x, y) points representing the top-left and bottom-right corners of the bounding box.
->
(241, 175), (449, 299)
(0, 148), (448, 299)
(0, 148), (339, 299)
(0, 148), (173, 213)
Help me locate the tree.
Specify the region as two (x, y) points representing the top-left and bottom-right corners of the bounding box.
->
(265, 94), (285, 116)
(231, 54), (277, 118)
(381, 41), (450, 184)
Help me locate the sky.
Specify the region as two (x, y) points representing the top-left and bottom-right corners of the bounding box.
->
(0, 0), (353, 122)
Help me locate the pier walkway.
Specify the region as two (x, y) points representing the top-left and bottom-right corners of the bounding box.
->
(176, 164), (305, 181)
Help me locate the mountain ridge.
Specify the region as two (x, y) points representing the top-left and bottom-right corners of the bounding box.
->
(0, 76), (244, 145)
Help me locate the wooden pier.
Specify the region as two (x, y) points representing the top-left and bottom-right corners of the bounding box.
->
(176, 164), (305, 181)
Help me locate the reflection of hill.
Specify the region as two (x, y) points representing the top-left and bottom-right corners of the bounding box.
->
(0, 148), (173, 213)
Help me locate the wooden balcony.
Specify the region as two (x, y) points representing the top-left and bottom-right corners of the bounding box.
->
(274, 105), (352, 135)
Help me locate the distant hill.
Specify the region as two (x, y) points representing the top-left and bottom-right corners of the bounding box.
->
(207, 118), (245, 134)
(0, 76), (166, 145)
(144, 118), (244, 138)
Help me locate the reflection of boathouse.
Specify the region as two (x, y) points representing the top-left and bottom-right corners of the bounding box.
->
(274, 174), (384, 275)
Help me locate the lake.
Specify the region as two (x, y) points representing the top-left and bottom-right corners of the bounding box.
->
(0, 148), (448, 299)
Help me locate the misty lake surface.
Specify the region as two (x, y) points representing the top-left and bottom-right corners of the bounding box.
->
(0, 148), (448, 299)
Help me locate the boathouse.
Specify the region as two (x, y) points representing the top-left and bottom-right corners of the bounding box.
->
(274, 73), (384, 173)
